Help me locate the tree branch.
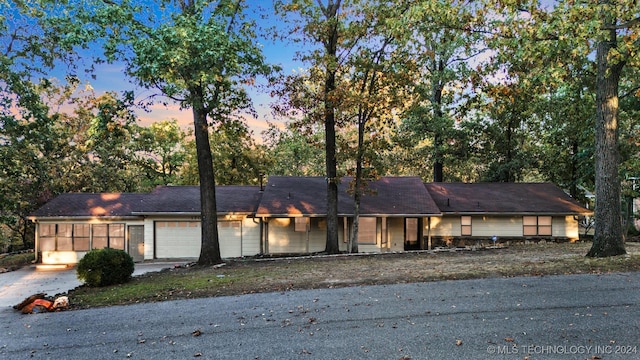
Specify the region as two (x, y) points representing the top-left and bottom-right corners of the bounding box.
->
(603, 16), (640, 30)
(620, 85), (640, 99)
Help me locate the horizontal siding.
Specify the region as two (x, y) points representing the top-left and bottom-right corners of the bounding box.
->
(308, 218), (327, 252)
(428, 215), (580, 239)
(144, 218), (155, 260)
(241, 218), (261, 256)
(388, 218), (404, 252)
(472, 216), (523, 237)
(268, 218), (308, 253)
(267, 217), (327, 254)
(429, 217), (460, 237)
(218, 221), (242, 258)
(553, 216), (579, 240)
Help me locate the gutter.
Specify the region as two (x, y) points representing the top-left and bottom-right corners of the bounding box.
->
(438, 212), (593, 216)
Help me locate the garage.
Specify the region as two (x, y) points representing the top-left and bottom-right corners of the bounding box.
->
(154, 221), (242, 259)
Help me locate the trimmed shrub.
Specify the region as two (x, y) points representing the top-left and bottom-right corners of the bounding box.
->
(76, 248), (135, 287)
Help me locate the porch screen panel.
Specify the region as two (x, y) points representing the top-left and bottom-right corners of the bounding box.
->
(109, 224), (125, 250)
(73, 224), (90, 251)
(39, 224), (56, 251)
(57, 224), (73, 251)
(358, 217), (377, 245)
(294, 217), (308, 232)
(92, 225), (108, 249)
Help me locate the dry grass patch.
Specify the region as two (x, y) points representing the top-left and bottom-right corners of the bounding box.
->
(68, 242), (640, 309)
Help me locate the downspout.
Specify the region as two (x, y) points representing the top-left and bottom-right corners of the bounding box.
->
(263, 219), (269, 255)
(251, 216), (263, 255)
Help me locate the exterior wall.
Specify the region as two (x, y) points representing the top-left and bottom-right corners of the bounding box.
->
(428, 216), (461, 237)
(266, 217), (327, 254)
(37, 215), (260, 265)
(339, 217), (409, 253)
(265, 216), (411, 254)
(428, 215), (581, 241)
(36, 218), (144, 265)
(143, 218), (155, 260)
(241, 217), (261, 256)
(151, 215), (260, 260)
(553, 215), (579, 241)
(471, 216), (523, 237)
(387, 217), (405, 252)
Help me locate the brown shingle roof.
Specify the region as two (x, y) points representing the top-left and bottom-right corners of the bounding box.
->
(139, 186), (262, 214)
(424, 182), (592, 215)
(29, 193), (147, 218)
(29, 186), (263, 218)
(256, 176), (441, 216)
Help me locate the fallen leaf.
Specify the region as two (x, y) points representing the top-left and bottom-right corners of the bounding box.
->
(456, 339), (463, 346)
(504, 337), (514, 342)
(192, 329), (202, 337)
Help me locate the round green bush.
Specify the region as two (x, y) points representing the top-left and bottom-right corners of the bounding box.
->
(76, 248), (135, 287)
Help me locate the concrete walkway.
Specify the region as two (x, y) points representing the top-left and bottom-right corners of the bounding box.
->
(0, 262), (182, 309)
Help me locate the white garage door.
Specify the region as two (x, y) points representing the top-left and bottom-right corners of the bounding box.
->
(155, 221), (242, 259)
(155, 221), (201, 259)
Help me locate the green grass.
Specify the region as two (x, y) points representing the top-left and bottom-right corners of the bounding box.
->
(66, 242), (640, 310)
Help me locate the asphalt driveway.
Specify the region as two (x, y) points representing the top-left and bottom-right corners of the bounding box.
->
(1, 272), (638, 359)
(0, 262), (181, 309)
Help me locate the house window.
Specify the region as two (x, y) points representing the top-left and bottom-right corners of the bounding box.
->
(294, 217), (308, 232)
(405, 218), (418, 244)
(358, 217), (377, 245)
(523, 216), (552, 236)
(461, 216), (472, 236)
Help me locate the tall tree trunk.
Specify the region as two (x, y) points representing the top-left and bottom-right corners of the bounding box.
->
(587, 7), (626, 257)
(323, 0), (341, 254)
(193, 104), (222, 265)
(350, 111), (365, 254)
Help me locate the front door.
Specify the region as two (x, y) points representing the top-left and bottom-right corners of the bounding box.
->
(128, 225), (144, 262)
